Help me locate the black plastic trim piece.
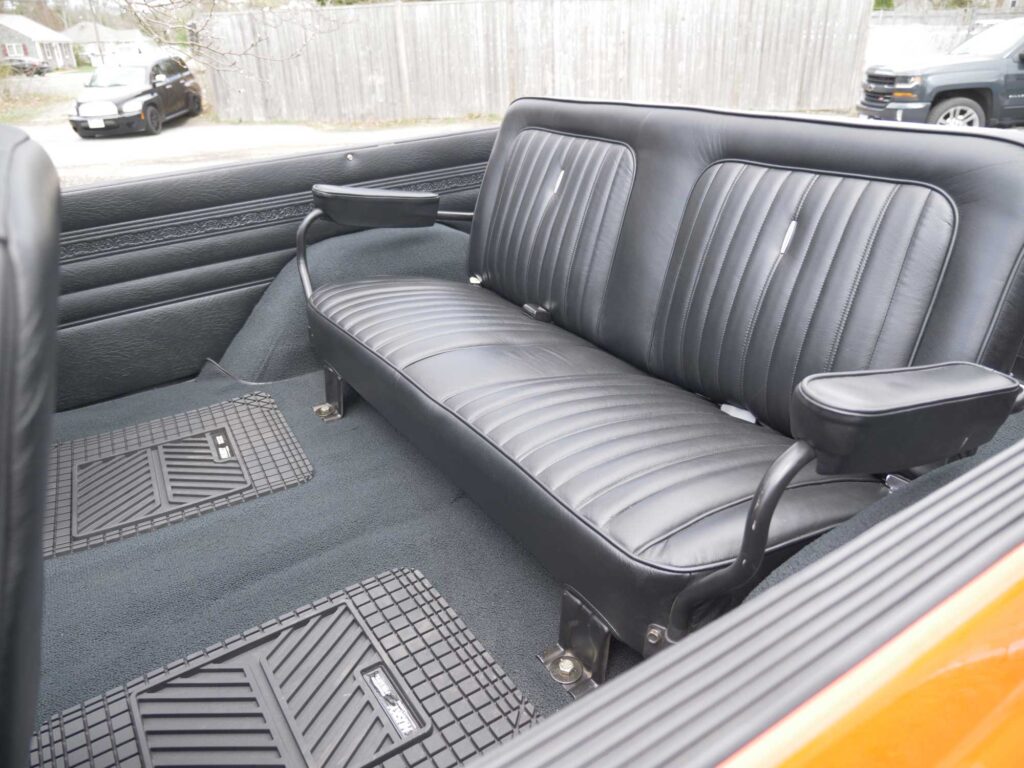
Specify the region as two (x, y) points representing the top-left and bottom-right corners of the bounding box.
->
(476, 435), (1024, 767)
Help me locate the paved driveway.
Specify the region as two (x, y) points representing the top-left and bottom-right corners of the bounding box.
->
(9, 72), (495, 188)
(18, 117), (496, 188)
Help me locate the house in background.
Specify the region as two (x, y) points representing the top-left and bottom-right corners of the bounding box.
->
(0, 14), (74, 68)
(64, 22), (151, 66)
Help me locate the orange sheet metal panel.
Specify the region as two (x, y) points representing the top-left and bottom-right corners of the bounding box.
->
(723, 543), (1024, 767)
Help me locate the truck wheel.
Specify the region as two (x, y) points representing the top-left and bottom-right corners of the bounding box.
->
(928, 97), (985, 128)
(143, 105), (163, 135)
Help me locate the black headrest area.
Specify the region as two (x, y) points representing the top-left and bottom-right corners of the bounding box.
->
(305, 98), (1024, 654)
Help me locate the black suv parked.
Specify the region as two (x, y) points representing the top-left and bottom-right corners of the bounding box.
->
(69, 55), (203, 138)
(858, 17), (1024, 127)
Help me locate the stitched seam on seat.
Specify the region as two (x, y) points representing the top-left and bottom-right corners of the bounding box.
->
(824, 184), (899, 372)
(674, 164), (749, 379)
(738, 174), (819, 403)
(786, 180), (872, 401)
(454, 378), (671, 422)
(488, 130), (540, 286)
(472, 388), (668, 431)
(488, 397), (699, 445)
(866, 192), (931, 368)
(593, 152), (637, 340)
(538, 138), (589, 304)
(691, 166), (773, 395)
(401, 338), (596, 369)
(571, 149), (621, 332)
(363, 314), (541, 346)
(558, 143), (610, 326)
(522, 415), (721, 469)
(575, 442), (781, 512)
(545, 425), (748, 493)
(634, 476), (883, 559)
(520, 136), (570, 301)
(487, 131), (546, 283)
(508, 133), (559, 299)
(646, 163), (725, 370)
(978, 240), (1024, 366)
(758, 177), (842, 420)
(710, 169), (794, 397)
(354, 310), (537, 343)
(444, 372), (652, 410)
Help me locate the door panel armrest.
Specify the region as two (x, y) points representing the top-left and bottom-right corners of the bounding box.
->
(312, 184), (440, 228)
(791, 362), (1022, 475)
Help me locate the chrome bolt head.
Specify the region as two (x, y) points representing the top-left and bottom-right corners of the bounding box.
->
(550, 654), (583, 684)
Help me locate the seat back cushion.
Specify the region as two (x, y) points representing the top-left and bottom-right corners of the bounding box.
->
(469, 127), (635, 340)
(648, 162), (956, 433)
(473, 100), (1024, 436)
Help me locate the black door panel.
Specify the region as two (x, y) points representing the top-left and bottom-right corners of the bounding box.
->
(57, 128), (496, 410)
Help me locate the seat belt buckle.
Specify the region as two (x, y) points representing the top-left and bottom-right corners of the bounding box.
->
(522, 303), (552, 322)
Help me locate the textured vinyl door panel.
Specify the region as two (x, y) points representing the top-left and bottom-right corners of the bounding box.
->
(58, 128), (496, 410)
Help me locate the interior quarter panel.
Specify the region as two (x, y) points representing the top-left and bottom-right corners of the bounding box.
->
(55, 128), (497, 410)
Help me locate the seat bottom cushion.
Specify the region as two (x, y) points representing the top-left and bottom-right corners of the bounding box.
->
(308, 278), (885, 647)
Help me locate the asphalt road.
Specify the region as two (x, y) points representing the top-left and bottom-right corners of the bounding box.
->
(10, 72), (495, 188)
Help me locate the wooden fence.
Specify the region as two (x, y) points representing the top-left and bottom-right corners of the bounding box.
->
(200, 0), (872, 124)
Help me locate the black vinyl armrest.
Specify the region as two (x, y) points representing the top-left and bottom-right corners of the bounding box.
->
(791, 362), (1022, 475)
(312, 184), (440, 228)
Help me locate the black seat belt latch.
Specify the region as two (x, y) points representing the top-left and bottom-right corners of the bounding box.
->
(522, 303), (552, 322)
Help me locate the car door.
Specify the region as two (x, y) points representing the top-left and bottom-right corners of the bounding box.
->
(150, 62), (172, 113)
(1003, 44), (1024, 123)
(56, 129), (495, 409)
(163, 57), (190, 114)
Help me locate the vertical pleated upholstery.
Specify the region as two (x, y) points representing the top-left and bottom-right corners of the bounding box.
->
(475, 129), (635, 341)
(648, 162), (956, 433)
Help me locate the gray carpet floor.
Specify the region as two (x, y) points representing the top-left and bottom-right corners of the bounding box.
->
(40, 369), (578, 722)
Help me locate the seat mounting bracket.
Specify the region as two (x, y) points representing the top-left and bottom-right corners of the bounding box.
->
(538, 588), (611, 699)
(313, 365), (348, 422)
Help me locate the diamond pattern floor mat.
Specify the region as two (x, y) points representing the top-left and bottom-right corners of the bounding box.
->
(45, 392), (313, 558)
(31, 568), (537, 768)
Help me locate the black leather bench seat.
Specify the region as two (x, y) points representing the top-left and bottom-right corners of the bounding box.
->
(308, 98), (1024, 650)
(309, 276), (884, 645)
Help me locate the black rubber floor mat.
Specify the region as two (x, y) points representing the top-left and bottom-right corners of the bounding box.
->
(32, 568), (536, 768)
(45, 392), (312, 558)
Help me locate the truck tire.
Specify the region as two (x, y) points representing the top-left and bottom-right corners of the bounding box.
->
(928, 96), (986, 128)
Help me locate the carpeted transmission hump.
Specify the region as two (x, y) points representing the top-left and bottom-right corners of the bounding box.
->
(40, 370), (575, 725)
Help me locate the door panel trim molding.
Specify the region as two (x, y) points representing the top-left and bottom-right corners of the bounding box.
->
(60, 162), (487, 264)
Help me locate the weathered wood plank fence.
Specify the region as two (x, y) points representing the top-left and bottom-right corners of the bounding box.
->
(201, 0), (872, 124)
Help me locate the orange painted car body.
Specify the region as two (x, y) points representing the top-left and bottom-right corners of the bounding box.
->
(725, 543), (1024, 767)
